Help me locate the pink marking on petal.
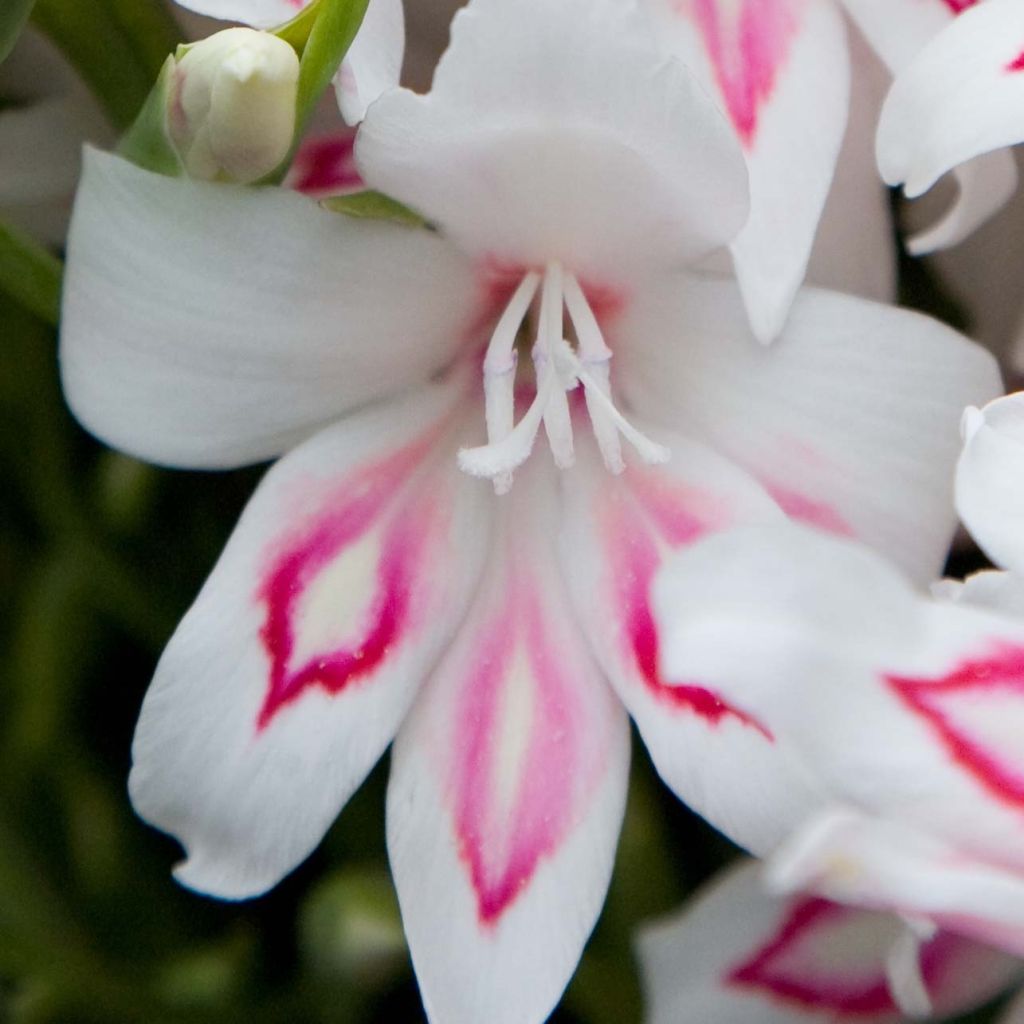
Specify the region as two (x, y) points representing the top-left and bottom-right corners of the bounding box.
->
(887, 644), (1024, 811)
(255, 434), (439, 730)
(288, 133), (362, 197)
(766, 483), (854, 536)
(728, 897), (964, 1016)
(602, 474), (773, 737)
(941, 0), (979, 13)
(684, 0), (801, 148)
(452, 577), (590, 925)
(1007, 51), (1024, 73)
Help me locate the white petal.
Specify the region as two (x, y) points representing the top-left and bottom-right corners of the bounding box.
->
(877, 0), (1024, 205)
(618, 274), (1001, 585)
(172, 0), (311, 29)
(957, 393), (1024, 575)
(334, 0), (403, 124)
(840, 0), (968, 74)
(804, 27), (895, 305)
(942, 570), (1024, 619)
(560, 429), (824, 856)
(61, 149), (475, 469)
(356, 0), (750, 283)
(644, 0), (850, 342)
(387, 463), (630, 1024)
(654, 522), (1024, 953)
(638, 860), (1017, 1024)
(130, 377), (492, 899)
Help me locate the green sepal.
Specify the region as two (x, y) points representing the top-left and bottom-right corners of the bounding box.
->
(117, 55), (184, 177)
(0, 219), (62, 327)
(321, 191), (428, 229)
(261, 0), (371, 184)
(0, 0), (35, 66)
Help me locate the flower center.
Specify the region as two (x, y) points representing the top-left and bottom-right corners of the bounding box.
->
(458, 261), (670, 493)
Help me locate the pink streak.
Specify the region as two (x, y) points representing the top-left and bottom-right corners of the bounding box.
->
(765, 483), (854, 536)
(605, 471), (773, 737)
(941, 0), (979, 13)
(727, 897), (962, 1014)
(288, 133), (362, 196)
(686, 0), (800, 148)
(255, 435), (436, 730)
(452, 578), (588, 925)
(887, 643), (1024, 811)
(1007, 51), (1024, 73)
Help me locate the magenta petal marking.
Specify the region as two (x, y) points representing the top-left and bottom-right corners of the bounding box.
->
(1007, 51), (1024, 73)
(685, 0), (800, 148)
(941, 0), (979, 13)
(289, 134), (362, 196)
(766, 483), (854, 536)
(255, 436), (436, 731)
(452, 580), (588, 926)
(887, 644), (1024, 810)
(727, 897), (962, 1016)
(605, 474), (773, 737)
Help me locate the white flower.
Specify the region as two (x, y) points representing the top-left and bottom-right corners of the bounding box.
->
(59, 0), (1000, 1019)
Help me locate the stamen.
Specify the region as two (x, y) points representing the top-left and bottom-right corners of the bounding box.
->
(538, 262), (575, 469)
(461, 262), (671, 490)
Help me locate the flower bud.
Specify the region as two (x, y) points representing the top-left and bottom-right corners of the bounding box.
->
(167, 28), (300, 185)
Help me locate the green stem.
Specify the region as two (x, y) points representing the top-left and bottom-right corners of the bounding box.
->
(0, 219), (62, 327)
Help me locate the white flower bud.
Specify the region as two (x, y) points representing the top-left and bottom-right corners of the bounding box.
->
(167, 28), (300, 185)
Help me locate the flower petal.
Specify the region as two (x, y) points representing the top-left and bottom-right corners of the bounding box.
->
(387, 464), (630, 1024)
(638, 860), (1018, 1024)
(877, 0), (1024, 231)
(957, 393), (1024, 575)
(172, 0), (311, 28)
(617, 274), (1001, 585)
(61, 149), (477, 469)
(356, 0), (750, 283)
(645, 0), (850, 342)
(129, 376), (492, 899)
(654, 522), (1024, 953)
(560, 430), (823, 856)
(333, 0), (403, 124)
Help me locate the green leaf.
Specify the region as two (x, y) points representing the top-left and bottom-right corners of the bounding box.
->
(117, 56), (184, 177)
(0, 220), (62, 327)
(321, 191), (427, 228)
(0, 0), (35, 66)
(274, 0), (324, 54)
(32, 0), (179, 130)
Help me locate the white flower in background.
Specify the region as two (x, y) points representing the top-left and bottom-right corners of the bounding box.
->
(0, 31), (109, 245)
(59, 0), (1001, 1019)
(167, 28), (300, 184)
(638, 860), (1021, 1024)
(170, 0), (404, 123)
(650, 390), (1024, 994)
(644, 0), (1016, 342)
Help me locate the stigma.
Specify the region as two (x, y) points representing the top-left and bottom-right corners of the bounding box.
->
(458, 261), (670, 493)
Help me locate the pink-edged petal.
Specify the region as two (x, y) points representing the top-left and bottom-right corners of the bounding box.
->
(61, 149), (477, 469)
(877, 0), (1024, 227)
(356, 0), (749, 284)
(957, 393), (1024, 576)
(638, 860), (1018, 1024)
(617, 274), (1001, 585)
(333, 0), (403, 124)
(804, 27), (896, 305)
(129, 376), (492, 899)
(387, 463), (630, 1024)
(769, 808), (1024, 961)
(284, 130), (362, 196)
(560, 430), (824, 856)
(645, 0), (849, 342)
(653, 522), (1024, 953)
